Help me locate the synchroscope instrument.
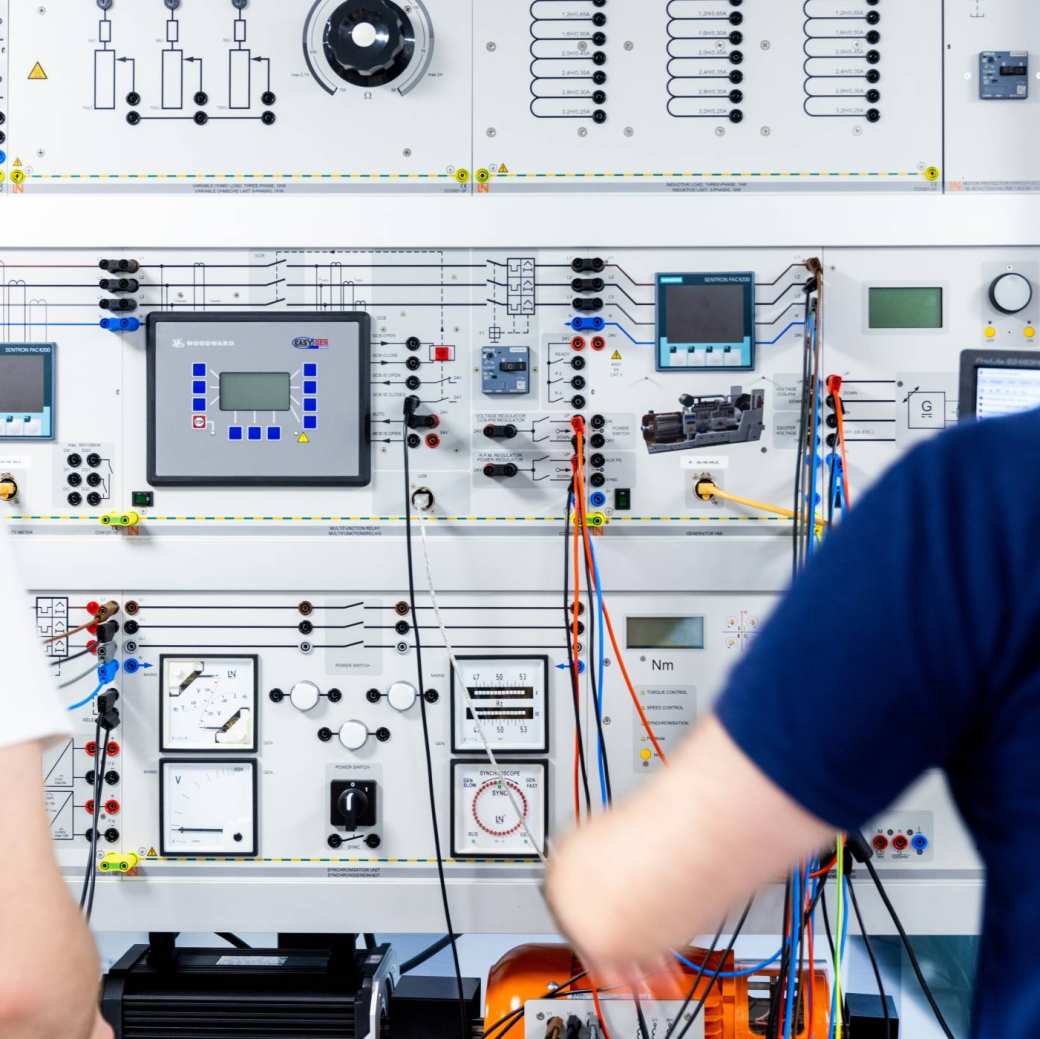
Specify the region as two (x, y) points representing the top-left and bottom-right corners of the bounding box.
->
(2, 1), (1037, 1036)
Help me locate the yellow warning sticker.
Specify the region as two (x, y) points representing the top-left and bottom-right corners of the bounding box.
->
(498, 163), (510, 174)
(28, 62), (47, 81)
(298, 433), (310, 444)
(611, 350), (623, 361)
(13, 158), (22, 167)
(146, 847), (158, 858)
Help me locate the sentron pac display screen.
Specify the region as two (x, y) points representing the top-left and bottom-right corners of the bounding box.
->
(147, 313), (370, 485)
(0, 344), (56, 440)
(656, 273), (755, 371)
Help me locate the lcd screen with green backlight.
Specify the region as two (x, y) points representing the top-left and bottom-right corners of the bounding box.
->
(868, 287), (944, 330)
(626, 616), (705, 650)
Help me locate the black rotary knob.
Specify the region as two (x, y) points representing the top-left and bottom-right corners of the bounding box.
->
(323, 0), (416, 88)
(337, 787), (370, 832)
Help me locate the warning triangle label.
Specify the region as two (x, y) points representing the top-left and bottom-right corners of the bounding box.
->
(498, 163), (509, 174)
(611, 350), (623, 361)
(146, 847), (158, 858)
(28, 62), (47, 81)
(298, 433), (310, 444)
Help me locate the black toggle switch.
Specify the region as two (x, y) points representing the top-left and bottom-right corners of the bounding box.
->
(99, 278), (140, 293)
(99, 298), (137, 312)
(99, 259), (140, 274)
(331, 780), (377, 832)
(483, 423), (518, 440)
(407, 412), (439, 430)
(571, 277), (605, 293)
(571, 257), (605, 274)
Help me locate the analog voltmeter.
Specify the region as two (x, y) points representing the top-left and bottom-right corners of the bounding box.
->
(450, 656), (549, 754)
(451, 760), (547, 860)
(159, 759), (258, 857)
(160, 655), (258, 752)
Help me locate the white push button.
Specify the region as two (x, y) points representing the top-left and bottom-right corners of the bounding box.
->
(338, 719), (369, 751)
(290, 680), (321, 712)
(387, 681), (418, 712)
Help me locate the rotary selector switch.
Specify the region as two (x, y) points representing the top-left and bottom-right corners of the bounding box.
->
(304, 0), (434, 96)
(990, 272), (1034, 315)
(337, 787), (369, 831)
(290, 681), (322, 712)
(387, 680), (418, 712)
(338, 719), (369, 751)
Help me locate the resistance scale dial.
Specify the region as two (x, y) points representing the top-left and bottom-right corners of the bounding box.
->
(304, 0), (435, 96)
(160, 655), (258, 752)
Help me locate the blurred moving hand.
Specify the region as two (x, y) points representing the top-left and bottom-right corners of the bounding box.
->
(545, 716), (833, 986)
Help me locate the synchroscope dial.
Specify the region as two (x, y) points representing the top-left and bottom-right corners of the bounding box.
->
(305, 0), (435, 97)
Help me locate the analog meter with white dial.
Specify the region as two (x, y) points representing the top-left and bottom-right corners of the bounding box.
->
(451, 759), (547, 860)
(160, 759), (258, 857)
(450, 656), (549, 754)
(160, 655), (258, 752)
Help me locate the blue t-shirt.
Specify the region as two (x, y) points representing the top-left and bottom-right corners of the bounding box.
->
(715, 407), (1040, 1038)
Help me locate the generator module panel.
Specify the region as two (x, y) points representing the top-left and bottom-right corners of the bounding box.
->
(147, 313), (370, 486)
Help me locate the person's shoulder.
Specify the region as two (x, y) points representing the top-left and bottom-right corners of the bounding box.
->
(907, 408), (1040, 479)
(877, 410), (1040, 542)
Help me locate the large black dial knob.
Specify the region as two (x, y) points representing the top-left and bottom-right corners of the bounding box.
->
(323, 0), (416, 88)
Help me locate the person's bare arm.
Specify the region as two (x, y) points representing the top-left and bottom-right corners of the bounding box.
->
(545, 715), (833, 982)
(0, 740), (112, 1039)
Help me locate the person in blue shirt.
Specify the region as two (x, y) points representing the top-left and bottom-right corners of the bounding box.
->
(547, 407), (1040, 1037)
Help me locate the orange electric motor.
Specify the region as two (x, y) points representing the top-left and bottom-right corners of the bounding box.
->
(484, 943), (830, 1038)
